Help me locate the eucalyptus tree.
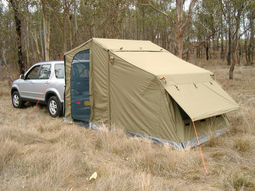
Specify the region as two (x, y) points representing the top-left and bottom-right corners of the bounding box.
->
(246, 2), (255, 64)
(220, 0), (251, 79)
(0, 1), (17, 65)
(192, 0), (221, 60)
(9, 0), (25, 74)
(0, 1), (4, 52)
(141, 0), (198, 58)
(41, 0), (51, 61)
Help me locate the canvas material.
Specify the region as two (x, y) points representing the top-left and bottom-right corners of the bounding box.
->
(64, 40), (92, 118)
(90, 43), (109, 124)
(64, 38), (238, 143)
(111, 51), (239, 121)
(108, 52), (182, 142)
(165, 82), (239, 121)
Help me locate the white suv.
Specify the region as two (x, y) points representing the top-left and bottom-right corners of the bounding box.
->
(11, 61), (65, 117)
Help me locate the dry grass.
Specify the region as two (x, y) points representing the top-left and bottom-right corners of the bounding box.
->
(1, 60), (255, 190)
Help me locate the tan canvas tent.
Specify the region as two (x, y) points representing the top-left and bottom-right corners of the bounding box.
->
(64, 38), (239, 149)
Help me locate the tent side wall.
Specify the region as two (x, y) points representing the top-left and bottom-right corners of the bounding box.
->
(90, 43), (110, 124)
(64, 41), (92, 119)
(108, 52), (182, 142)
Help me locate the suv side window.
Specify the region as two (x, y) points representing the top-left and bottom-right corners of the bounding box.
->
(55, 64), (64, 78)
(26, 65), (40, 79)
(39, 64), (51, 79)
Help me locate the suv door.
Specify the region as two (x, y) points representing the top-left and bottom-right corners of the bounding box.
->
(19, 65), (40, 99)
(34, 64), (51, 100)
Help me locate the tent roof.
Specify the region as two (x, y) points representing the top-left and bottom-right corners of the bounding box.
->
(113, 51), (213, 85)
(93, 38), (165, 52)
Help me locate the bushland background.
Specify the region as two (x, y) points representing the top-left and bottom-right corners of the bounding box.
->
(0, 0), (255, 190)
(0, 0), (255, 79)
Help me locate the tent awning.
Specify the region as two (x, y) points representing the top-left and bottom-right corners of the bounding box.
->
(165, 81), (239, 121)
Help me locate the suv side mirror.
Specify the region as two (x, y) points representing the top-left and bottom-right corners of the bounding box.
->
(19, 74), (25, 79)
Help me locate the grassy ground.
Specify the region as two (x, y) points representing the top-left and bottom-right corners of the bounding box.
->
(0, 60), (255, 191)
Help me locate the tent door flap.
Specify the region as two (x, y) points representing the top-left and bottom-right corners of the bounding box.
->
(71, 49), (90, 122)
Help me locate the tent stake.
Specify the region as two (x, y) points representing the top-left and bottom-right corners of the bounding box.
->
(192, 119), (208, 175)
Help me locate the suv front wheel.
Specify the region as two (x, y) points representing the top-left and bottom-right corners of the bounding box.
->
(47, 96), (62, 117)
(12, 91), (24, 108)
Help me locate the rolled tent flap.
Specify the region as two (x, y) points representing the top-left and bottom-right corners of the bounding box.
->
(165, 81), (239, 121)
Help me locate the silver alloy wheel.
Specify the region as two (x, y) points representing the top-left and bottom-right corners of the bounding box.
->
(49, 99), (57, 115)
(13, 94), (20, 107)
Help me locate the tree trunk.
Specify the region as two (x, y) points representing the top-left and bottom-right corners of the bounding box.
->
(32, 28), (43, 61)
(142, 6), (145, 40)
(228, 1), (243, 79)
(69, 14), (73, 49)
(227, 17), (232, 65)
(229, 43), (237, 79)
(39, 20), (44, 61)
(63, 1), (67, 53)
(26, 19), (30, 69)
(73, 0), (78, 47)
(237, 43), (241, 65)
(229, 42), (237, 79)
(220, 11), (225, 60)
(175, 0), (183, 58)
(249, 11), (254, 65)
(42, 5), (49, 60)
(2, 49), (13, 88)
(175, 0), (197, 58)
(229, 64), (235, 79)
(136, 10), (139, 40)
(194, 48), (197, 65)
(9, 0), (25, 74)
(43, 17), (50, 61)
(42, 0), (50, 61)
(206, 45), (209, 60)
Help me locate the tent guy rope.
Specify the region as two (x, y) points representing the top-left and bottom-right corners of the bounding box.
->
(240, 106), (255, 117)
(191, 106), (255, 175)
(192, 119), (208, 175)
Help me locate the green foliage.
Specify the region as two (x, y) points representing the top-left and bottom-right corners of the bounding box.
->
(0, 0), (254, 71)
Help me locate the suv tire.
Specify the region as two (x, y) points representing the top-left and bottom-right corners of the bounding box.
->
(47, 96), (62, 117)
(12, 91), (24, 108)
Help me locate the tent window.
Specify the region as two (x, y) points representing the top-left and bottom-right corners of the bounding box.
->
(177, 104), (190, 121)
